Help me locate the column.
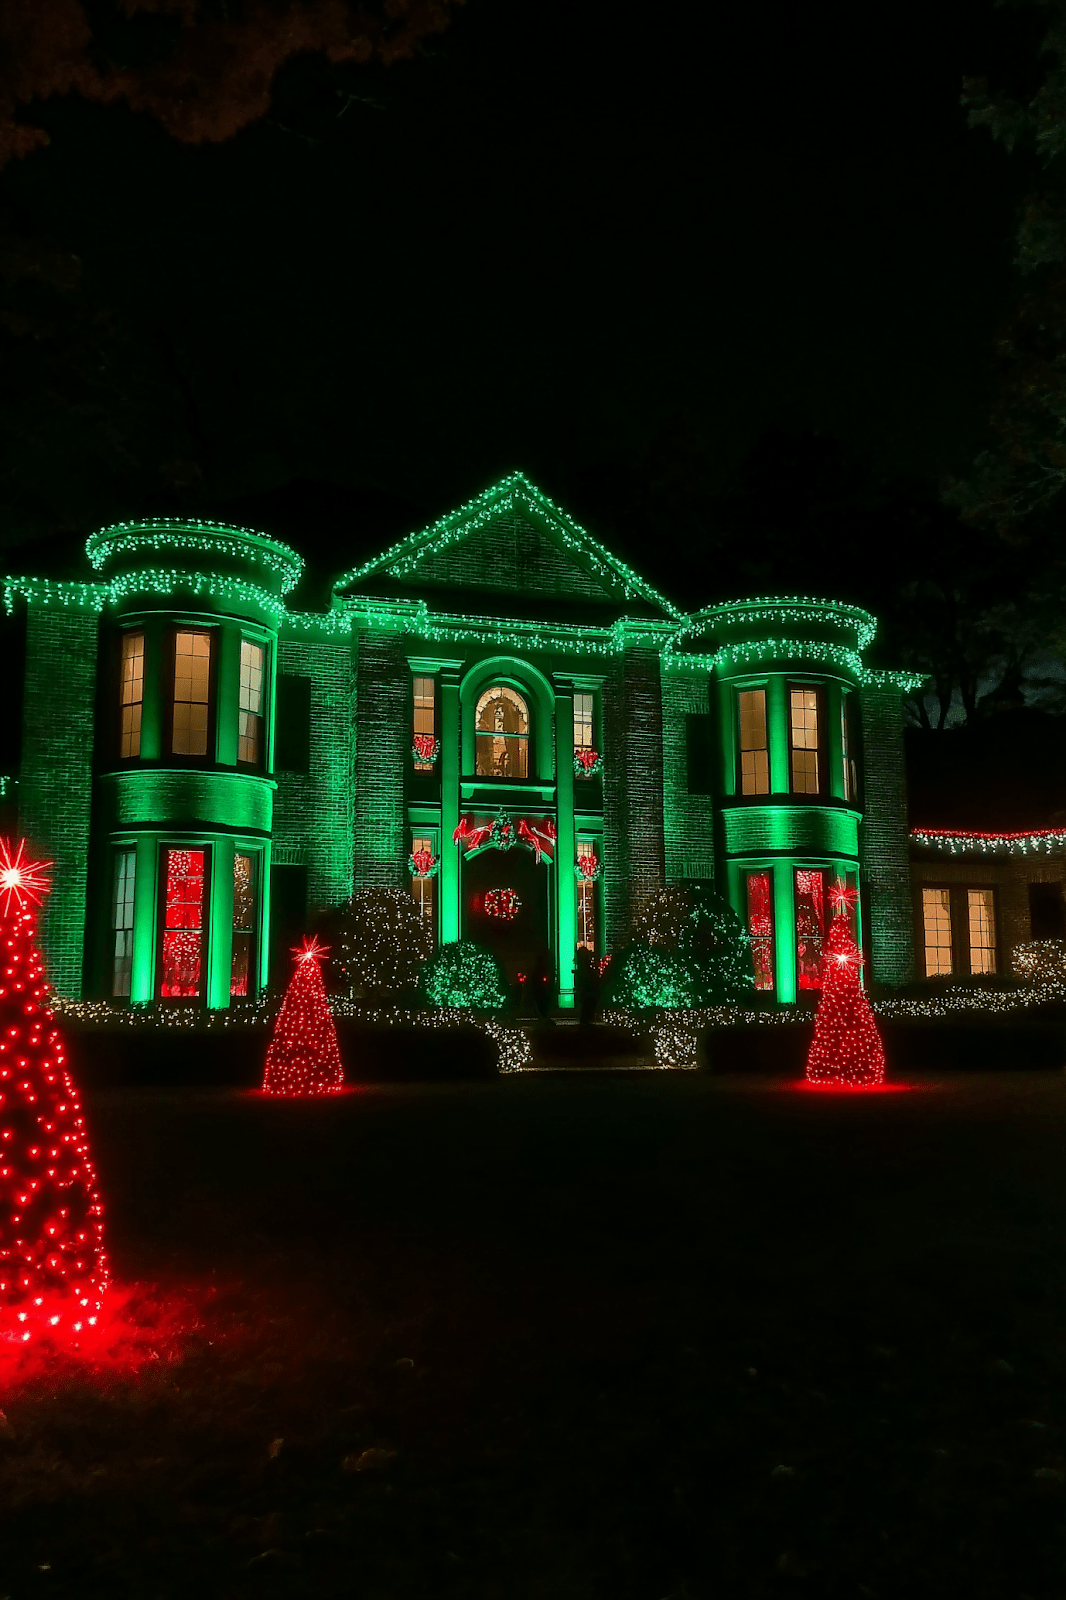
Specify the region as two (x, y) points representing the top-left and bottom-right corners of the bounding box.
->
(140, 616), (164, 762)
(130, 834), (159, 1006)
(554, 675), (576, 1009)
(440, 665), (461, 945)
(215, 621), (240, 768)
(207, 836), (235, 1010)
(774, 860), (797, 1004)
(825, 681), (845, 802)
(767, 674), (789, 795)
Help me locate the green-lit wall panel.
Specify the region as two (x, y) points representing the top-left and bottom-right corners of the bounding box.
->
(858, 684), (915, 986)
(103, 770), (274, 834)
(352, 628), (407, 890)
(439, 665), (461, 943)
(272, 636), (354, 911)
(661, 666), (716, 883)
(722, 805), (860, 859)
(18, 606), (98, 998)
(554, 678), (576, 1007)
(601, 648), (666, 946)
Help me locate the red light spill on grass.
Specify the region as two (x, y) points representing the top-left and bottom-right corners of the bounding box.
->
(0, 1281), (233, 1395)
(793, 1080), (913, 1094)
(244, 1084), (364, 1100)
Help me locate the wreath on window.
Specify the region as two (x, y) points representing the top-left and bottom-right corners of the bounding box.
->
(575, 850), (602, 882)
(574, 749), (603, 777)
(408, 848), (439, 879)
(412, 735), (440, 764)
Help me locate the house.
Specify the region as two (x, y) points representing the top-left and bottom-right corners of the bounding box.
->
(0, 472), (924, 1008)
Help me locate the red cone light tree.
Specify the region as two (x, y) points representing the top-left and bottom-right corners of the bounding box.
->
(0, 839), (107, 1343)
(805, 887), (886, 1089)
(263, 938), (345, 1096)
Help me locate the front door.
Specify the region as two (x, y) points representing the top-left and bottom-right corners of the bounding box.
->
(462, 845), (551, 987)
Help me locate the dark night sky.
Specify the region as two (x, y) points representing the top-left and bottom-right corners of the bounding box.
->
(0, 0), (1045, 606)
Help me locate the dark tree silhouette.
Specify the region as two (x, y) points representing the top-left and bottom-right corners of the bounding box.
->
(0, 0), (461, 169)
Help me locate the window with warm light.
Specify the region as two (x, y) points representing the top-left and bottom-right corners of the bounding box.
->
(574, 692), (594, 752)
(922, 886), (953, 976)
(413, 676), (436, 771)
(119, 631), (144, 759)
(159, 847), (206, 998)
(231, 852), (257, 996)
(111, 849), (136, 998)
(410, 834), (437, 939)
(475, 685), (529, 779)
(577, 839), (597, 952)
(967, 888), (997, 974)
(737, 689), (769, 795)
(171, 631), (212, 757)
(790, 686), (821, 794)
(238, 640), (265, 766)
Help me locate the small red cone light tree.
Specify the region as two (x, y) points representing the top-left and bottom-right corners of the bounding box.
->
(263, 937), (345, 1096)
(0, 839), (108, 1343)
(805, 885), (886, 1089)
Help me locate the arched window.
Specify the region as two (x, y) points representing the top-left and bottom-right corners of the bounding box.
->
(475, 685), (530, 779)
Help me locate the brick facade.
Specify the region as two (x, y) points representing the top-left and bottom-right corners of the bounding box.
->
(859, 683), (915, 986)
(602, 647), (667, 946)
(273, 637), (355, 912)
(660, 666), (716, 884)
(911, 851), (1066, 977)
(18, 605), (99, 998)
(351, 629), (408, 890)
(393, 511), (608, 600)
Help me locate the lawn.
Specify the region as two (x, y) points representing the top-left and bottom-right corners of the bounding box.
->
(3, 1069), (1066, 1599)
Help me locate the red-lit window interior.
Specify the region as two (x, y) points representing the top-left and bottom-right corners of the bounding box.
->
(231, 852), (256, 996)
(160, 848), (205, 998)
(795, 868), (827, 990)
(745, 870), (774, 991)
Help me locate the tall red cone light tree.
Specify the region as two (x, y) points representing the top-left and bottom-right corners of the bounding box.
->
(263, 938), (345, 1096)
(805, 884), (886, 1089)
(0, 839), (107, 1343)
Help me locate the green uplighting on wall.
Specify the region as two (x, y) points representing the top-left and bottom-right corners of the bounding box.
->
(722, 806), (861, 858)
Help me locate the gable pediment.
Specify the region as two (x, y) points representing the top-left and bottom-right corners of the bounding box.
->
(332, 472), (680, 620)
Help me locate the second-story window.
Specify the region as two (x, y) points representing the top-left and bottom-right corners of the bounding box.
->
(413, 675), (436, 771)
(238, 640), (265, 766)
(574, 692), (594, 752)
(172, 630), (212, 757)
(790, 686), (821, 795)
(119, 631), (144, 759)
(737, 688), (769, 795)
(475, 685), (529, 779)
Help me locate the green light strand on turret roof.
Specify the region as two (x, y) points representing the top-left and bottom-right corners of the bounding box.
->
(86, 519), (304, 592)
(689, 595), (878, 650)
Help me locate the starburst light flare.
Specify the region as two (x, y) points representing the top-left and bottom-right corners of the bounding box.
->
(0, 839), (52, 917)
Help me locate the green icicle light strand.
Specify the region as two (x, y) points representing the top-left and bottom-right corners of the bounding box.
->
(86, 520), (304, 592)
